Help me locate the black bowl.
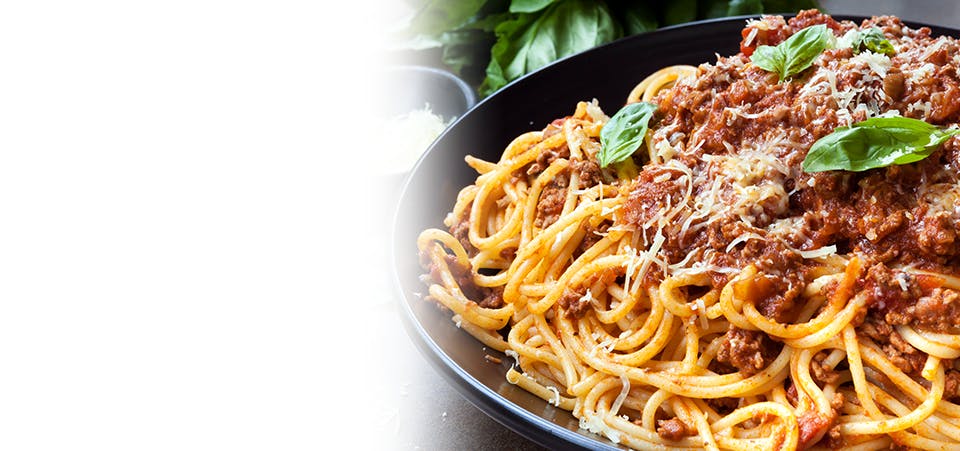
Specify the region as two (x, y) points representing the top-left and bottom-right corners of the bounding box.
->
(391, 16), (960, 450)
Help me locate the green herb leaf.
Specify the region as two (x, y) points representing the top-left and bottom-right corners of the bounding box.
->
(750, 44), (786, 75)
(480, 0), (621, 96)
(852, 27), (896, 56)
(750, 23), (833, 81)
(701, 0), (733, 19)
(663, 0), (697, 25)
(726, 0), (764, 16)
(509, 0), (556, 13)
(438, 28), (491, 77)
(598, 102), (658, 168)
(406, 0), (490, 40)
(616, 1), (657, 35)
(802, 116), (960, 172)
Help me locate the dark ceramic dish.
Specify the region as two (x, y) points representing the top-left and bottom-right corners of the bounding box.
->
(392, 16), (959, 450)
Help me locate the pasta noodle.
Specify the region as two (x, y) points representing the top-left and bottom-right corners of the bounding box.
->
(416, 11), (960, 450)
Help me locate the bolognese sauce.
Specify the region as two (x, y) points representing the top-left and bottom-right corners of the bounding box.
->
(418, 10), (960, 450)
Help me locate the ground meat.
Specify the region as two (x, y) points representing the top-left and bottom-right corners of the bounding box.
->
(478, 286), (504, 309)
(884, 273), (956, 319)
(918, 211), (958, 256)
(575, 221), (610, 258)
(796, 392), (844, 449)
(426, 254), (502, 308)
(788, 9), (843, 35)
(872, 210), (906, 243)
(739, 14), (789, 56)
(522, 118), (574, 176)
(716, 327), (780, 376)
(558, 286), (590, 319)
(656, 417), (693, 441)
(571, 158), (603, 189)
(786, 382), (799, 406)
(825, 425), (843, 449)
(929, 78), (960, 123)
(810, 351), (840, 386)
(534, 173), (569, 228)
(906, 288), (960, 333)
(860, 263), (918, 313)
(859, 313), (925, 375)
(733, 265), (804, 323)
(526, 144), (570, 176)
(448, 204), (476, 255)
(886, 348), (925, 376)
(621, 167), (687, 229)
(820, 393), (847, 449)
(945, 368), (960, 402)
(795, 163), (960, 267)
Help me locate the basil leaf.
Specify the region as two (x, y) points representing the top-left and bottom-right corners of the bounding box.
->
(776, 24), (834, 79)
(617, 1), (658, 35)
(802, 116), (960, 172)
(406, 0), (489, 40)
(726, 0), (764, 16)
(480, 0), (621, 96)
(701, 0), (763, 19)
(509, 0), (556, 13)
(750, 24), (833, 81)
(598, 102), (657, 168)
(701, 0), (733, 19)
(438, 28), (491, 77)
(663, 0), (697, 25)
(750, 44), (786, 76)
(853, 27), (895, 56)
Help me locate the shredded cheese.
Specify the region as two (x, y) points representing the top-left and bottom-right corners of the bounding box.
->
(579, 415), (621, 444)
(797, 245), (838, 260)
(610, 374), (631, 418)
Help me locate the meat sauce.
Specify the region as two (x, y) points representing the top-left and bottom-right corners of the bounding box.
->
(623, 11), (960, 338)
(618, 12), (960, 444)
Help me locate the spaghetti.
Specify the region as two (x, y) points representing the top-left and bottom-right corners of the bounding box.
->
(417, 11), (960, 450)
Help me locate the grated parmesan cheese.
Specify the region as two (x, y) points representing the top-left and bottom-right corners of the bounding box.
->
(375, 104), (448, 174)
(850, 51), (892, 77)
(546, 386), (561, 407)
(797, 245), (837, 259)
(579, 415), (621, 444)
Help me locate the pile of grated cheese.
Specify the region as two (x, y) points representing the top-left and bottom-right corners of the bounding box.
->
(375, 104), (449, 175)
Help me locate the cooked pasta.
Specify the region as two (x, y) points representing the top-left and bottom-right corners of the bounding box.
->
(417, 11), (960, 450)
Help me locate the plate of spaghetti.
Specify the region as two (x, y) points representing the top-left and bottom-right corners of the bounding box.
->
(394, 10), (960, 450)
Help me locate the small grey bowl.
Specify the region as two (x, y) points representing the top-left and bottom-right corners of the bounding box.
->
(375, 65), (477, 207)
(378, 65), (477, 122)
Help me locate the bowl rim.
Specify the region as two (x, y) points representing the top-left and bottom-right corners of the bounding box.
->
(382, 64), (478, 113)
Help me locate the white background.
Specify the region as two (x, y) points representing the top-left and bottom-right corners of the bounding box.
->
(0, 1), (387, 449)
